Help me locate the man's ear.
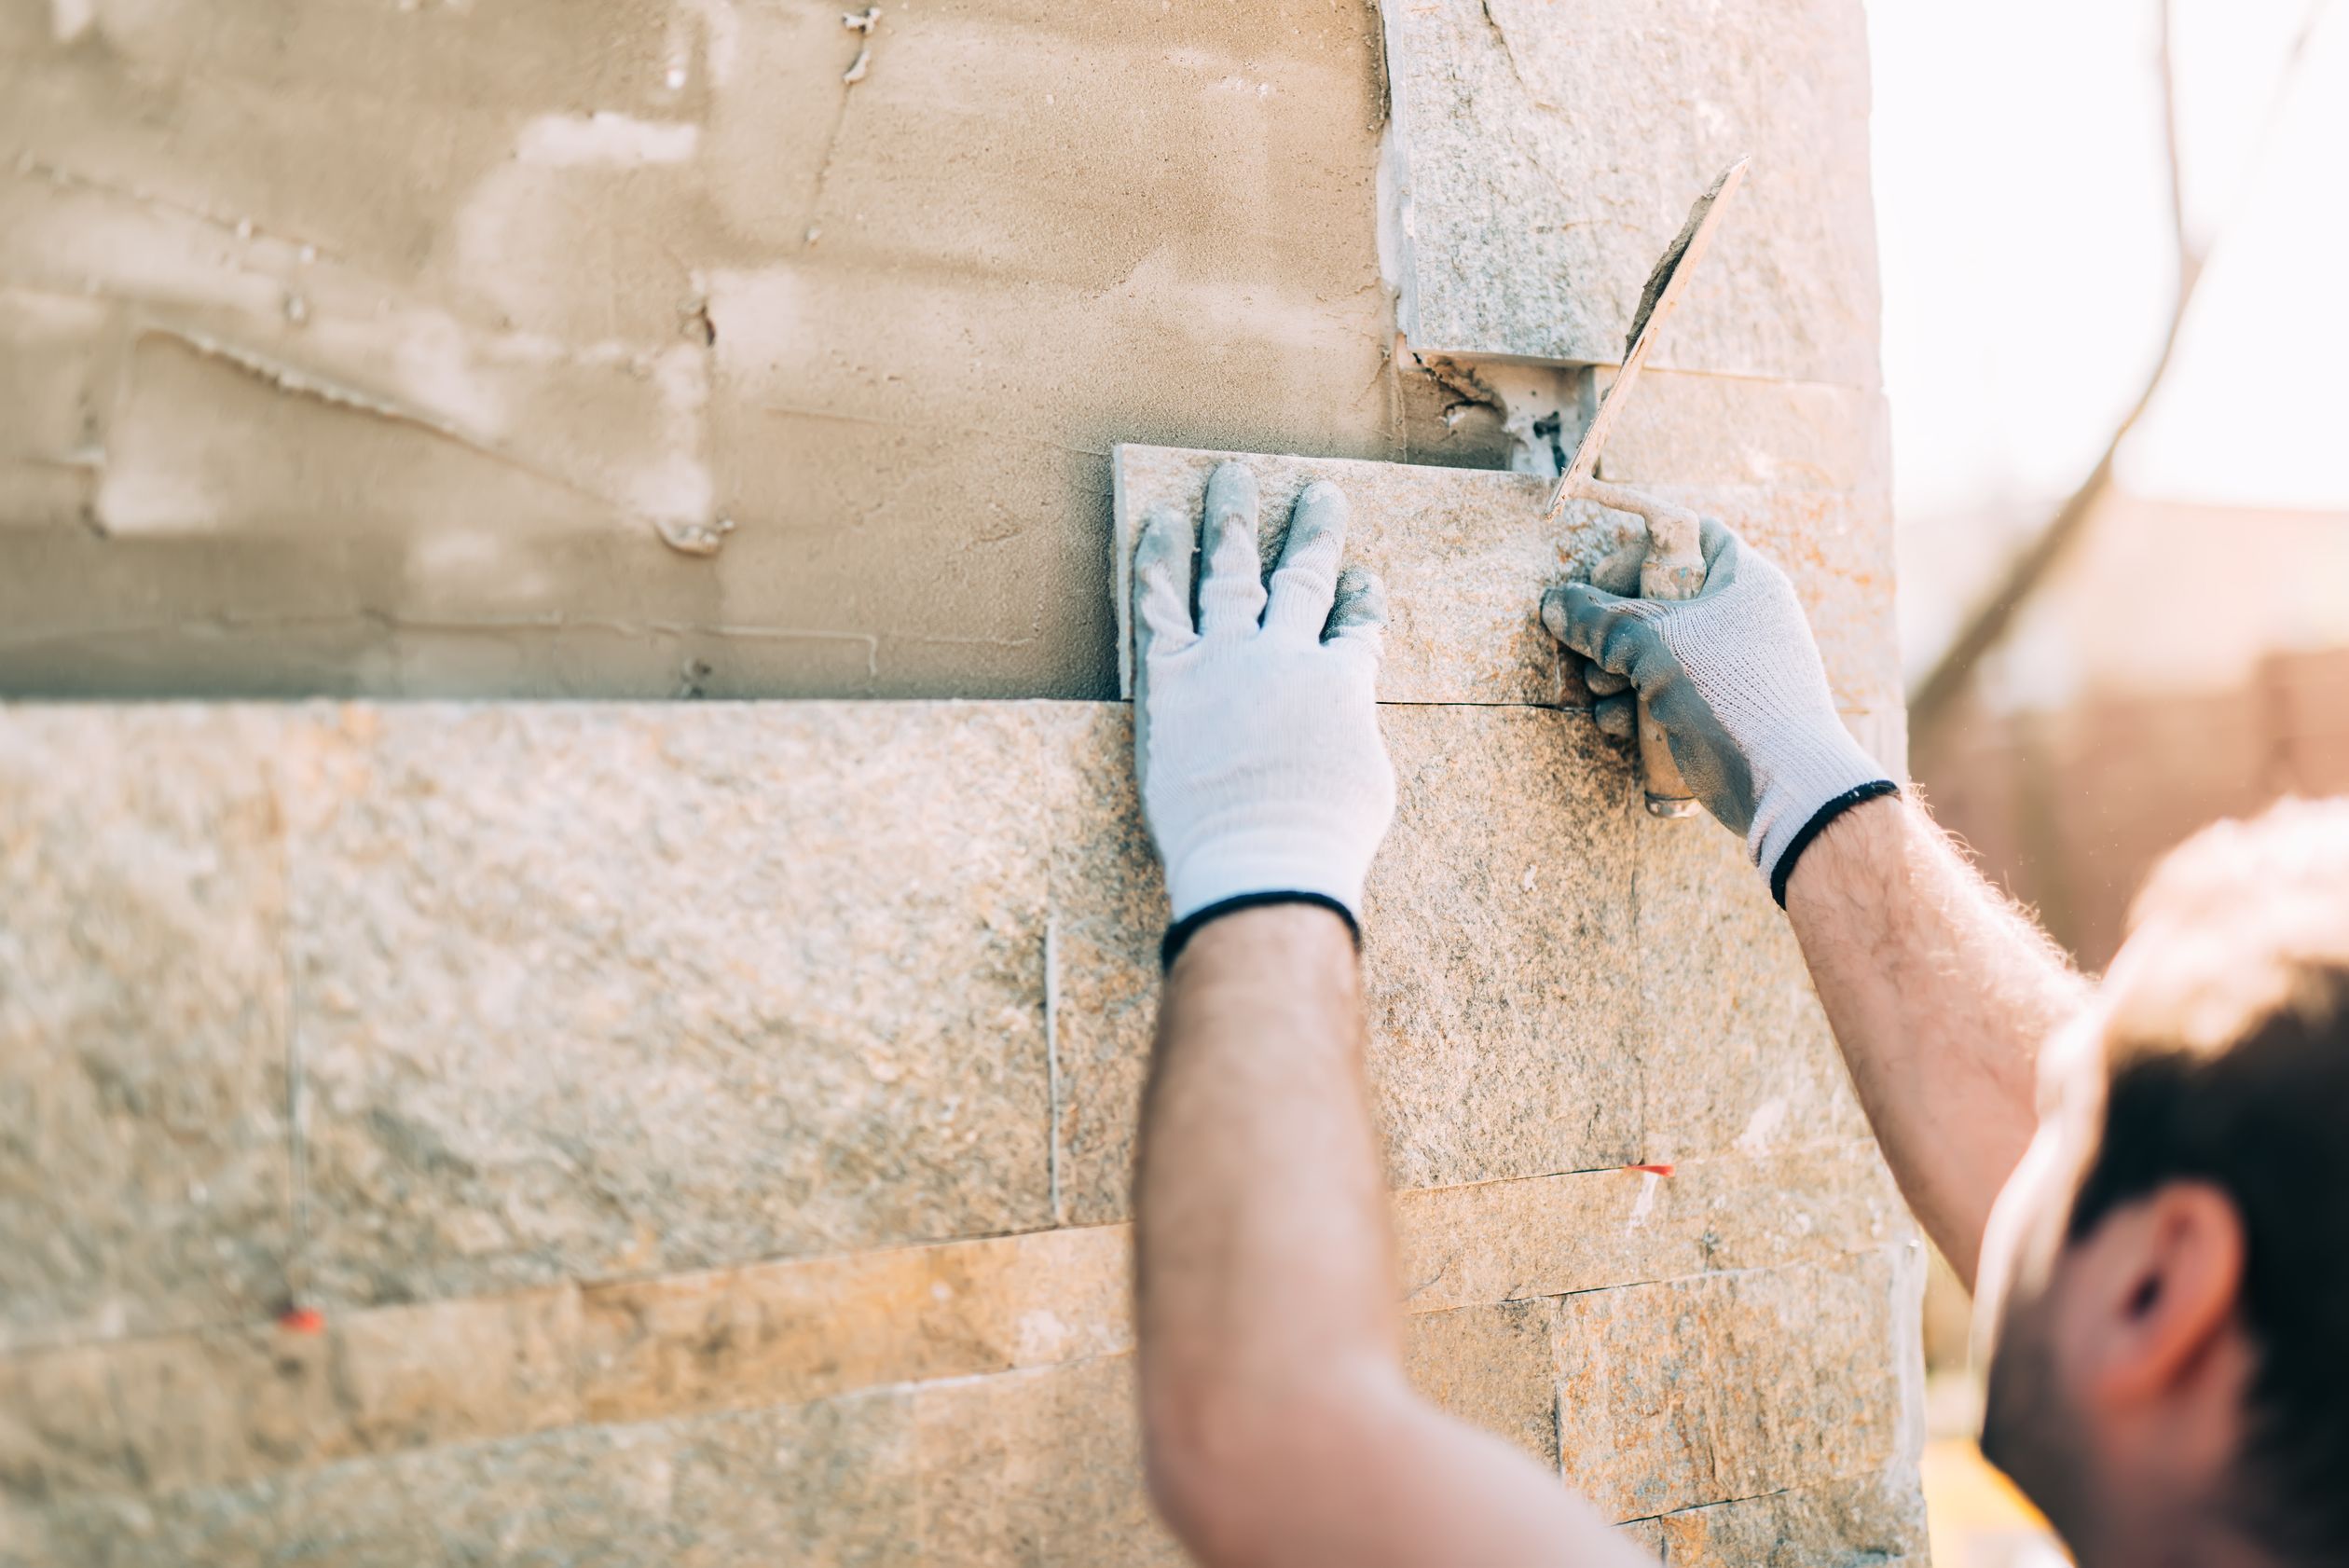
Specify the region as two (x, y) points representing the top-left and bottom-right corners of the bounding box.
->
(2080, 1181), (2246, 1408)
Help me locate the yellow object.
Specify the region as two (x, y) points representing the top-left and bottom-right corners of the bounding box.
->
(1920, 1437), (2070, 1567)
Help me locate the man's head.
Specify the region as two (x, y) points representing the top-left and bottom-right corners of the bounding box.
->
(1973, 798), (2349, 1562)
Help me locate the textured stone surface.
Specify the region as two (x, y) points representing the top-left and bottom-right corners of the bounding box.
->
(1403, 1298), (1560, 1469)
(1049, 702), (1647, 1221)
(1394, 1143), (1906, 1315)
(0, 708), (292, 1349)
(1653, 1464), (1930, 1567)
(288, 703), (1055, 1304)
(1, 696), (1923, 1561)
(10, 1364), (1167, 1568)
(1381, 0), (1882, 385)
(1113, 443), (1633, 706)
(576, 1224), (1133, 1423)
(1040, 705), (1168, 1229)
(1366, 706), (1643, 1189)
(1634, 812), (1875, 1164)
(0, 1289), (582, 1501)
(0, 1143), (1911, 1506)
(7, 1391), (920, 1568)
(1111, 446), (1899, 715)
(914, 1355), (1184, 1568)
(1553, 1250), (1912, 1523)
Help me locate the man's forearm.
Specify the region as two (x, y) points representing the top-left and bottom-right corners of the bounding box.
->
(1133, 905), (1644, 1568)
(1785, 793), (2088, 1286)
(1135, 904), (1397, 1425)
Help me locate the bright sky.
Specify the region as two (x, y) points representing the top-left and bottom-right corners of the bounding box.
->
(1865, 0), (2349, 522)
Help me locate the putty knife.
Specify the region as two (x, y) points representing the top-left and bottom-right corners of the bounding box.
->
(1541, 157), (1750, 818)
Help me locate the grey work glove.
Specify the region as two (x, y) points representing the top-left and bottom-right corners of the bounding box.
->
(1542, 518), (1895, 905)
(1133, 463), (1395, 960)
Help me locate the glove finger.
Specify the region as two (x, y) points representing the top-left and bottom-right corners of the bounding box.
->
(1197, 461), (1268, 635)
(1264, 479), (1348, 636)
(1541, 582), (1661, 677)
(1695, 516), (1743, 592)
(1133, 503), (1199, 662)
(1325, 565), (1387, 672)
(1593, 692), (1636, 739)
(1582, 661), (1631, 696)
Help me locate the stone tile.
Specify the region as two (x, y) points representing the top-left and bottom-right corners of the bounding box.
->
(1366, 706), (1643, 1190)
(1652, 1463), (1929, 1567)
(914, 1355), (1185, 1568)
(7, 1391), (920, 1568)
(1381, 0), (1881, 385)
(1110, 446), (1898, 716)
(1595, 374), (1889, 495)
(1553, 1250), (1910, 1523)
(288, 703), (1056, 1305)
(1112, 443), (1639, 705)
(1394, 1143), (1907, 1315)
(669, 1393), (921, 1568)
(0, 707), (292, 1349)
(577, 1224), (1133, 1423)
(0, 1221), (1136, 1508)
(1403, 1299), (1560, 1469)
(1047, 703), (1645, 1221)
(0, 1287), (582, 1503)
(1038, 706), (1166, 1228)
(1632, 812), (1875, 1165)
(0, 1142), (1908, 1506)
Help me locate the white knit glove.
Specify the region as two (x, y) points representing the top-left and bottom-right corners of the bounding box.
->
(1542, 518), (1894, 904)
(1132, 462), (1395, 946)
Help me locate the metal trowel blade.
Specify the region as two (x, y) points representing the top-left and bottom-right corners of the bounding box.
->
(1545, 157), (1750, 517)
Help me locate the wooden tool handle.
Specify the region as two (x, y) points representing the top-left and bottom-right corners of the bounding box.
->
(1573, 479), (1707, 818)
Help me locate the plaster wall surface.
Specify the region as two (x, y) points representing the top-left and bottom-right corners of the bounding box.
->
(1, 0), (1399, 698)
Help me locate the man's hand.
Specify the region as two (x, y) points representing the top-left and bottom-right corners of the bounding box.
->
(1133, 462), (1394, 942)
(1542, 518), (1893, 902)
(1543, 516), (2087, 1285)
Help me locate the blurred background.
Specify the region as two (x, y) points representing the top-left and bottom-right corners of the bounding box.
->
(1868, 0), (2347, 1561)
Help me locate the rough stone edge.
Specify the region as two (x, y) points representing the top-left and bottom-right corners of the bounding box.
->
(2, 1145), (1907, 1506)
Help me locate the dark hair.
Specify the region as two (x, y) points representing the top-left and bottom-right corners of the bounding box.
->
(2068, 966), (2349, 1564)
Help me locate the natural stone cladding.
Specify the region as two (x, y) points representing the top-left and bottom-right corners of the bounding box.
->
(0, 700), (1925, 1564)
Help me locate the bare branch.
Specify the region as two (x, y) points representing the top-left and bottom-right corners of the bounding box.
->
(2159, 0), (2203, 292)
(1907, 0), (2256, 742)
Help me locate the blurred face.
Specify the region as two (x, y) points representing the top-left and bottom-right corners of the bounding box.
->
(1971, 1003), (2112, 1521)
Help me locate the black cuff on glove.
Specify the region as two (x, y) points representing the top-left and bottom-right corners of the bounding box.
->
(1161, 892), (1362, 970)
(1769, 780), (1901, 909)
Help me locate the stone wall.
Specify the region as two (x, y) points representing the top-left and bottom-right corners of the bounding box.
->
(2, 703), (1923, 1563)
(0, 0), (1920, 1561)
